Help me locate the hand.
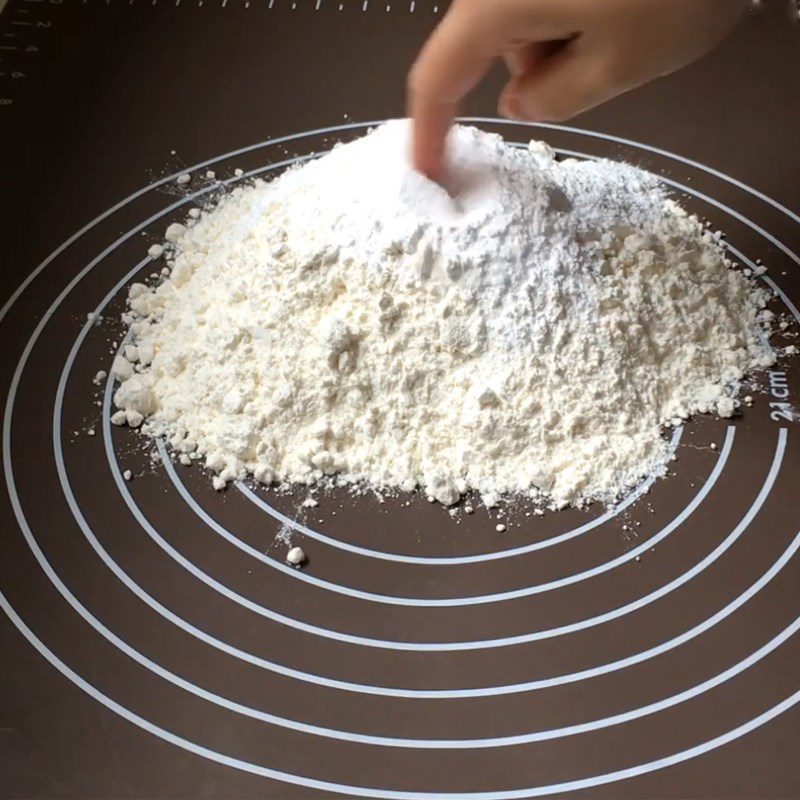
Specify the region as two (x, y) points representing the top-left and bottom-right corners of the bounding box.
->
(407, 0), (747, 179)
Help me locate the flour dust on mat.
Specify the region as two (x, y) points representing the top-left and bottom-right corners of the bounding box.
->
(112, 120), (774, 509)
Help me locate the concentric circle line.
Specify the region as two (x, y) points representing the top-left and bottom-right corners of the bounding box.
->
(14, 134), (724, 606)
(9, 249), (702, 699)
(4, 585), (800, 798)
(40, 263), (800, 700)
(157, 429), (720, 607)
(3, 122), (792, 664)
(15, 330), (800, 750)
(2, 121), (800, 795)
(4, 440), (800, 754)
(32, 131), (800, 700)
(30, 314), (800, 701)
(104, 404), (737, 647)
(37, 280), (797, 748)
(229, 143), (799, 565)
(9, 134), (788, 605)
(12, 424), (800, 754)
(99, 409), (775, 651)
(13, 454), (800, 745)
(20, 135), (681, 571)
(17, 432), (800, 711)
(3, 126), (797, 599)
(232, 431), (680, 565)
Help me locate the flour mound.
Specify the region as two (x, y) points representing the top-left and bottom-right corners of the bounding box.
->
(115, 121), (774, 508)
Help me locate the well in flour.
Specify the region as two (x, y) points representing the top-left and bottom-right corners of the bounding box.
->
(111, 120), (775, 509)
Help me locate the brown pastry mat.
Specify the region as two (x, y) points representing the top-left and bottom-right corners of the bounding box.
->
(1, 1), (800, 797)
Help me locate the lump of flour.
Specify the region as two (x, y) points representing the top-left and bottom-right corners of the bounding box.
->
(113, 120), (774, 508)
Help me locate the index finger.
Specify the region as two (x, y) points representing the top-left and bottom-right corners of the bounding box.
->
(407, 1), (507, 179)
(408, 0), (576, 178)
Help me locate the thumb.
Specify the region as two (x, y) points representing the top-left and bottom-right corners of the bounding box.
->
(501, 47), (617, 123)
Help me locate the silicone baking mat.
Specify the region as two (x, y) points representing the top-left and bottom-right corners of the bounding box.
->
(1, 1), (800, 797)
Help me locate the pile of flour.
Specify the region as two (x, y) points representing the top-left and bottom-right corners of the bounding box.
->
(112, 120), (774, 508)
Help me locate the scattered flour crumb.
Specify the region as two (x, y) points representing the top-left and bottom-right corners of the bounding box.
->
(164, 223), (186, 244)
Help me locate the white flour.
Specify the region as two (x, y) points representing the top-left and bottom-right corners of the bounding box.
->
(113, 120), (774, 508)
